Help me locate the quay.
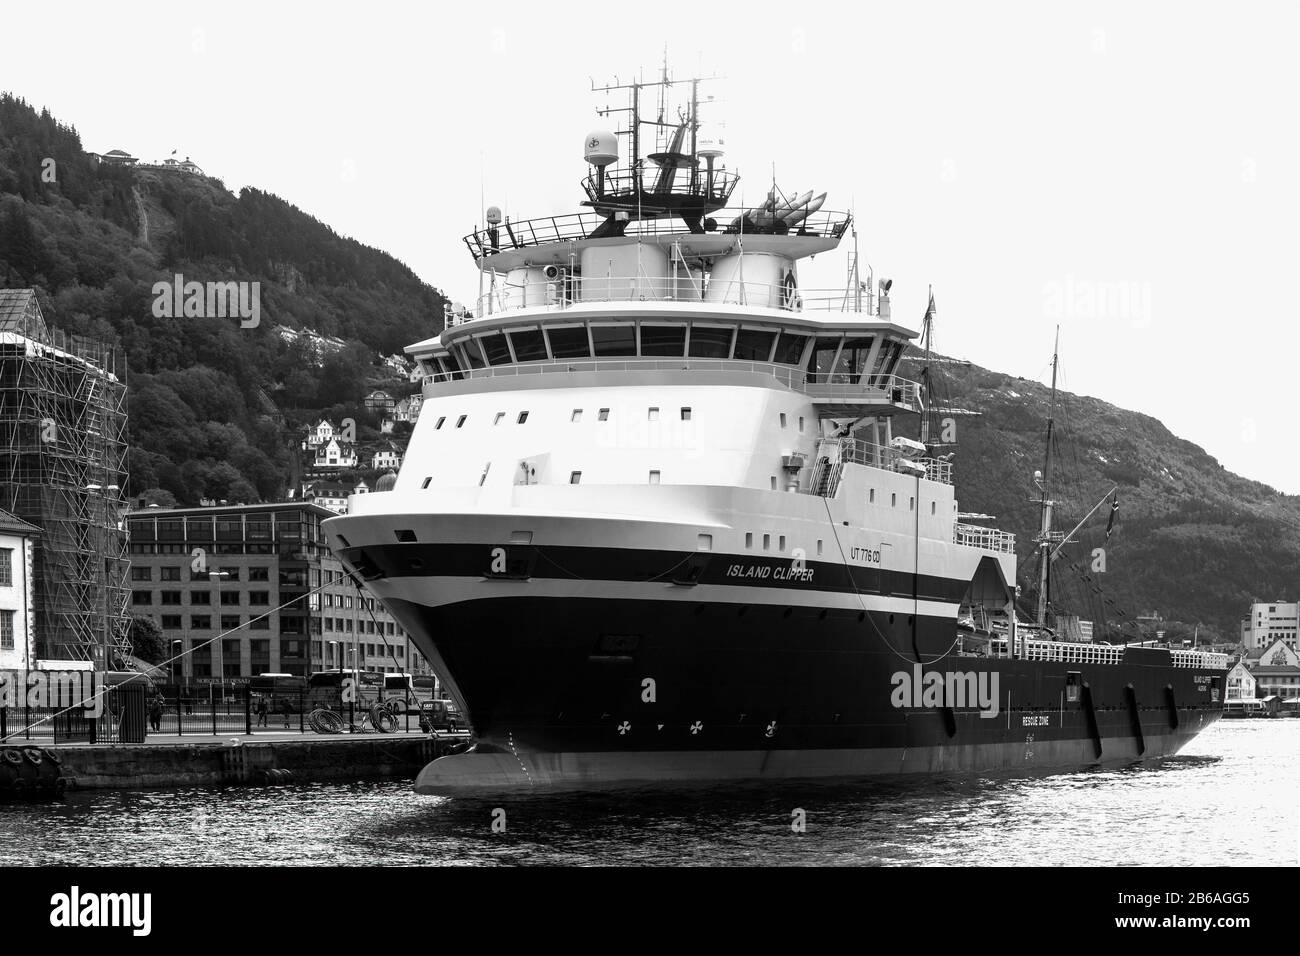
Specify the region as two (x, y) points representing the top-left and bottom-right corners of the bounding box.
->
(0, 732), (463, 793)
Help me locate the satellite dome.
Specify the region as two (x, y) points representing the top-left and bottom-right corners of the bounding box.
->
(584, 130), (619, 167)
(485, 205), (503, 225)
(375, 470), (398, 492)
(696, 124), (725, 159)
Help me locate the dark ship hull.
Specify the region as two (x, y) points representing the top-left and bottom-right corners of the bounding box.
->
(351, 547), (1225, 793)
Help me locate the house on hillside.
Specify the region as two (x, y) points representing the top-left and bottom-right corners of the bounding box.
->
(305, 420), (335, 448)
(312, 438), (357, 469)
(393, 395), (423, 423)
(364, 390), (395, 412)
(306, 484), (350, 514)
(95, 149), (138, 166)
(371, 445), (401, 470)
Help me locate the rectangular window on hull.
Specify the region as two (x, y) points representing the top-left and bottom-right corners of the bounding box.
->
(598, 408), (610, 421)
(571, 409), (582, 422)
(649, 470), (660, 484)
(745, 533), (753, 548)
(434, 417), (446, 430)
(570, 471), (582, 484)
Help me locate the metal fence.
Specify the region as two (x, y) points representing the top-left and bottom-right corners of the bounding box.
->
(2, 687), (437, 743)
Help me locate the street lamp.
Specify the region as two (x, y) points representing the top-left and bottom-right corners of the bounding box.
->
(209, 571), (230, 693)
(171, 639), (182, 686)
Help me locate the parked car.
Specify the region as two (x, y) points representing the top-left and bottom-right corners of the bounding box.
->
(418, 699), (468, 733)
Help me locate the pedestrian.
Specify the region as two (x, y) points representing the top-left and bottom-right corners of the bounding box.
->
(278, 697), (291, 729)
(148, 695), (163, 733)
(255, 695), (268, 728)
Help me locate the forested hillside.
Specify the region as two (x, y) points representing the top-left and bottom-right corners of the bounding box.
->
(0, 93), (445, 504)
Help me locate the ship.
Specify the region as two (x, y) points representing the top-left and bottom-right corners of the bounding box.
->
(322, 68), (1228, 793)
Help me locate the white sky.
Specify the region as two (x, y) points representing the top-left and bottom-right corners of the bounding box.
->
(4, 0), (1298, 492)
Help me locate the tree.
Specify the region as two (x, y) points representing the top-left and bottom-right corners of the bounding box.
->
(128, 615), (167, 665)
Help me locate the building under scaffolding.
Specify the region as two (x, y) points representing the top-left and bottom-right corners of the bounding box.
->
(0, 289), (131, 667)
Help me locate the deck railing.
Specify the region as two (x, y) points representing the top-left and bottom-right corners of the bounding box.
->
(462, 207), (853, 262)
(953, 522), (1017, 554)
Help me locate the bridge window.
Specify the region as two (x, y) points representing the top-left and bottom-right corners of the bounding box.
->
(591, 324), (637, 356)
(479, 463), (491, 486)
(808, 337), (843, 379)
(640, 324), (687, 356)
(734, 328), (777, 361)
(598, 408), (610, 421)
(838, 336), (876, 384)
(517, 411), (529, 424)
(434, 417), (446, 429)
(649, 470), (660, 484)
(461, 337), (487, 369)
(688, 325), (734, 358)
(648, 407), (659, 421)
(508, 328), (548, 362)
(547, 325), (591, 359)
(680, 407), (692, 420)
(570, 471), (582, 484)
(421, 477), (432, 489)
(456, 415), (467, 428)
(571, 409), (582, 422)
(479, 331), (512, 366)
(494, 412), (505, 425)
(773, 331), (810, 365)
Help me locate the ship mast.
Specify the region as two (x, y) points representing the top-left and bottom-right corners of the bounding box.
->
(1033, 326), (1064, 627)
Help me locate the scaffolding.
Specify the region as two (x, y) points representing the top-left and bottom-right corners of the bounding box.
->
(0, 290), (131, 667)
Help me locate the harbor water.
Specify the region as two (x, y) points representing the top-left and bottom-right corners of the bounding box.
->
(3, 720), (1295, 866)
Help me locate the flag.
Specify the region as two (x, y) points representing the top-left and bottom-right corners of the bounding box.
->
(922, 291), (935, 326)
(1105, 495), (1119, 539)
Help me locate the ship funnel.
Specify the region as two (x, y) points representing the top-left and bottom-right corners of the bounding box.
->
(584, 130), (619, 167)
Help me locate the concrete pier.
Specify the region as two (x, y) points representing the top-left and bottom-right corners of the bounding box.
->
(25, 733), (462, 791)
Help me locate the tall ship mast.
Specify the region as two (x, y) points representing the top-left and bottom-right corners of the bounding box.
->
(323, 70), (1228, 792)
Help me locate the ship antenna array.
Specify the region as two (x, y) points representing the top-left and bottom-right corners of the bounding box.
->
(1034, 325), (1062, 627)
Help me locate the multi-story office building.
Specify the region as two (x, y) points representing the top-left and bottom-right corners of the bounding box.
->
(1241, 601), (1299, 652)
(125, 502), (434, 681)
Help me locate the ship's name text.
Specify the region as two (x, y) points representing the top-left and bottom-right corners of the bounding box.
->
(725, 564), (815, 583)
(890, 665), (1000, 718)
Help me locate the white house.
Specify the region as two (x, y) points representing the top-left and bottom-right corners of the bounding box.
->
(307, 484), (350, 514)
(305, 419), (335, 448)
(371, 445), (402, 470)
(0, 510), (38, 671)
(393, 395), (424, 423)
(313, 438), (357, 469)
(1226, 660), (1257, 701)
(1243, 638), (1300, 700)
